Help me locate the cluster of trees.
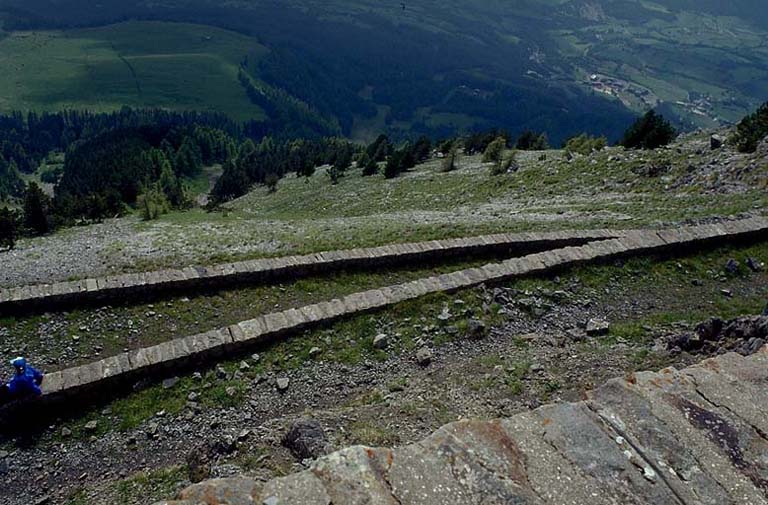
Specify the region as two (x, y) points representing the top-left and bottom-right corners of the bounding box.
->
(514, 131), (550, 151)
(0, 109), (252, 175)
(382, 136), (432, 179)
(463, 129), (550, 156)
(54, 125), (235, 222)
(210, 136), (359, 204)
(237, 69), (341, 140)
(0, 153), (24, 199)
(0, 182), (51, 249)
(732, 101), (768, 153)
(256, 48), (377, 136)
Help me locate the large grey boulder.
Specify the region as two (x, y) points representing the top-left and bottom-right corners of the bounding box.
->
(157, 347), (768, 505)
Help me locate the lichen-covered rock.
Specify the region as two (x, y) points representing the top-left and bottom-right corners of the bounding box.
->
(159, 347), (768, 505)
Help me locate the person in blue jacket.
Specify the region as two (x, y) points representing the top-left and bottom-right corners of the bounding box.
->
(5, 357), (44, 399)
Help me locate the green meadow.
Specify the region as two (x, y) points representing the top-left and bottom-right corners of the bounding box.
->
(0, 21), (268, 121)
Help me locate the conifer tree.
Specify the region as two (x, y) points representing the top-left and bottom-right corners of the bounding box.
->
(23, 182), (50, 235)
(0, 206), (19, 250)
(621, 110), (677, 149)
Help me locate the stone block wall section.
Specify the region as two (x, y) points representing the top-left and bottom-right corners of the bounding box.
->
(29, 216), (768, 411)
(0, 229), (620, 314)
(157, 347), (768, 505)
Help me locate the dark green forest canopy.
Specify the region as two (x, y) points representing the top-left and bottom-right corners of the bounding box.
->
(3, 1), (766, 142)
(1, 0), (710, 144)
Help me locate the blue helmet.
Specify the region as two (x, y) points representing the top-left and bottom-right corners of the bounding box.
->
(10, 357), (26, 370)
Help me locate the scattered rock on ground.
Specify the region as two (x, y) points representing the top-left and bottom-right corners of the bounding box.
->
(746, 257), (764, 272)
(276, 378), (290, 391)
(723, 316), (768, 341)
(467, 319), (487, 339)
(586, 319), (610, 336)
(372, 334), (389, 350)
(186, 445), (212, 483)
(415, 348), (433, 366)
(668, 315), (768, 356)
(162, 377), (179, 389)
(281, 419), (329, 461)
(695, 317), (724, 341)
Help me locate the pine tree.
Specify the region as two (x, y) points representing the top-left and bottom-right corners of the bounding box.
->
(0, 155), (24, 198)
(138, 183), (170, 221)
(621, 110), (677, 149)
(359, 152), (378, 176)
(0, 206), (19, 250)
(334, 145), (352, 173)
(384, 151), (404, 179)
(23, 182), (50, 235)
(175, 137), (203, 177)
(373, 138), (391, 162)
(412, 136), (432, 162)
(159, 158), (186, 208)
(440, 149), (457, 173)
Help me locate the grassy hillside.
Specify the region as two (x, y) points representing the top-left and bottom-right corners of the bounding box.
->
(4, 130), (761, 283)
(0, 21), (268, 121)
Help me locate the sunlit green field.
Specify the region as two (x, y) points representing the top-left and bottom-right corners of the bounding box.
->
(0, 21), (268, 120)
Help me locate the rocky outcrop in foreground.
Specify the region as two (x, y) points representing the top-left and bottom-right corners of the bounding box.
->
(157, 346), (768, 505)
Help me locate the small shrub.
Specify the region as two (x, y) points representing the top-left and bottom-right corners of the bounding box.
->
(564, 133), (607, 155)
(440, 149), (458, 173)
(491, 151), (518, 175)
(265, 173), (279, 193)
(362, 157), (379, 176)
(482, 136), (507, 163)
(138, 185), (170, 221)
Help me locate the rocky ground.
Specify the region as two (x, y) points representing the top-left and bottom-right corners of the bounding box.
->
(0, 242), (766, 504)
(0, 130), (764, 504)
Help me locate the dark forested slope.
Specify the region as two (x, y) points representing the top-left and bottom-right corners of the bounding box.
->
(1, 0), (766, 142)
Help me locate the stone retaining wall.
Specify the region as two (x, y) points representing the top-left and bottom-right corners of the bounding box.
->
(26, 216), (768, 414)
(0, 229), (618, 315)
